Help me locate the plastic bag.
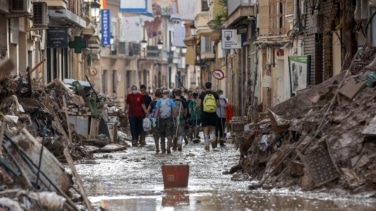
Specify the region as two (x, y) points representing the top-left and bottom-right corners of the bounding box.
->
(143, 118), (152, 132)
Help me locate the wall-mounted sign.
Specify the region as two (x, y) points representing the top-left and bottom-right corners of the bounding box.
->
(47, 27), (68, 48)
(100, 9), (111, 46)
(212, 69), (225, 80)
(288, 55), (311, 96)
(221, 29), (241, 49)
(119, 0), (152, 16)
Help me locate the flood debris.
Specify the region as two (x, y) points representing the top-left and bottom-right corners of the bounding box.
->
(0, 60), (128, 209)
(235, 46), (376, 195)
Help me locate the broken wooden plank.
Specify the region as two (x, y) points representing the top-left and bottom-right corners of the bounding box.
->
(29, 59), (46, 74)
(0, 121), (5, 157)
(89, 118), (100, 139)
(44, 101), (71, 146)
(19, 128), (73, 192)
(62, 95), (73, 144)
(338, 78), (366, 100)
(362, 116), (376, 136)
(64, 148), (92, 211)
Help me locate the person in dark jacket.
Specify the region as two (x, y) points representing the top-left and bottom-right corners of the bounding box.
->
(139, 84), (152, 146)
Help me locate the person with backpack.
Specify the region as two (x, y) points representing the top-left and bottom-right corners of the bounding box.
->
(125, 85), (149, 147)
(215, 89), (227, 147)
(183, 90), (193, 144)
(194, 81), (219, 151)
(188, 92), (202, 143)
(154, 89), (177, 154)
(147, 88), (163, 153)
(173, 88), (188, 151)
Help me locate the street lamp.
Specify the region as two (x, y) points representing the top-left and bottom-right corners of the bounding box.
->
(157, 39), (163, 50)
(181, 47), (187, 54)
(170, 45), (176, 52)
(141, 39), (147, 49)
(91, 0), (101, 24)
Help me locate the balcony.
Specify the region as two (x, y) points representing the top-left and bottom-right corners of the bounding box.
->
(48, 8), (86, 28)
(43, 0), (68, 9)
(224, 0), (256, 27)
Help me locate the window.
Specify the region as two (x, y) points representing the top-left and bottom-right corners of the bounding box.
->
(277, 1), (284, 30)
(202, 0), (209, 12)
(112, 70), (117, 94)
(102, 69), (108, 94)
(126, 70), (131, 90)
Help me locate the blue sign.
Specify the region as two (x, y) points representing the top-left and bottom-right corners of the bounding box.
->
(101, 9), (111, 46)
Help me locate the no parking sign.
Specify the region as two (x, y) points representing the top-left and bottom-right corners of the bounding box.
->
(212, 69), (225, 80)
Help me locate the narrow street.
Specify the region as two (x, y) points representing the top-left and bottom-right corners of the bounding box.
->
(75, 135), (376, 211)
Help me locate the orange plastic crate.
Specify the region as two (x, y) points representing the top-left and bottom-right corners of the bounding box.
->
(161, 164), (189, 188)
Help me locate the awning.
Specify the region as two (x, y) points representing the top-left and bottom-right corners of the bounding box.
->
(48, 9), (86, 28)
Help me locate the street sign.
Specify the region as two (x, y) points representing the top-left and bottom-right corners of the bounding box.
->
(212, 69), (225, 80)
(221, 29), (241, 49)
(100, 9), (111, 46)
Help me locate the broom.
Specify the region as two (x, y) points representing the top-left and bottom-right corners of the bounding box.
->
(191, 114), (200, 143)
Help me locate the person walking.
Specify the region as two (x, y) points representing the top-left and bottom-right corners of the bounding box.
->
(154, 89), (177, 154)
(194, 82), (219, 151)
(173, 88), (188, 151)
(125, 85), (149, 147)
(147, 88), (163, 153)
(183, 90), (193, 144)
(139, 84), (152, 146)
(215, 89), (227, 147)
(188, 92), (202, 143)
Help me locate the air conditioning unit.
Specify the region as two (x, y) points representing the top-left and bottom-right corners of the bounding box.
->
(10, 0), (32, 15)
(33, 2), (49, 28)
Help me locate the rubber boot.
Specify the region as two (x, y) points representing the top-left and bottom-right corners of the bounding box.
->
(178, 136), (183, 151)
(160, 137), (166, 154)
(140, 133), (146, 146)
(220, 139), (226, 147)
(172, 137), (178, 151)
(167, 138), (172, 154)
(154, 139), (160, 153)
(204, 138), (210, 151)
(212, 138), (218, 149)
(132, 140), (138, 147)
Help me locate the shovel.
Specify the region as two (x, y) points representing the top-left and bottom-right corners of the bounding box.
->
(192, 115), (200, 143)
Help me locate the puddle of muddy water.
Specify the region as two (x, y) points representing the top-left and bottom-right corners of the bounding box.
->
(74, 136), (376, 211)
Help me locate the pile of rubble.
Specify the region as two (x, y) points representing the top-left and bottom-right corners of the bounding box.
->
(235, 46), (376, 195)
(0, 59), (127, 210)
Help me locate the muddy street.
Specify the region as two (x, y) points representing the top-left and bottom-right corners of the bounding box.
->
(74, 136), (376, 211)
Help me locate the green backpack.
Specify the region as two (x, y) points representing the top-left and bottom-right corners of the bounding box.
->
(203, 92), (216, 113)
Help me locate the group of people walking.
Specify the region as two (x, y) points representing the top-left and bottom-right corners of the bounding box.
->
(124, 81), (232, 154)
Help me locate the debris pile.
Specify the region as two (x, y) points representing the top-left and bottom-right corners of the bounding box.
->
(0, 59), (126, 210)
(236, 46), (376, 194)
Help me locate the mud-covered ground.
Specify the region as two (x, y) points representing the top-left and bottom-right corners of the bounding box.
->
(73, 134), (376, 211)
